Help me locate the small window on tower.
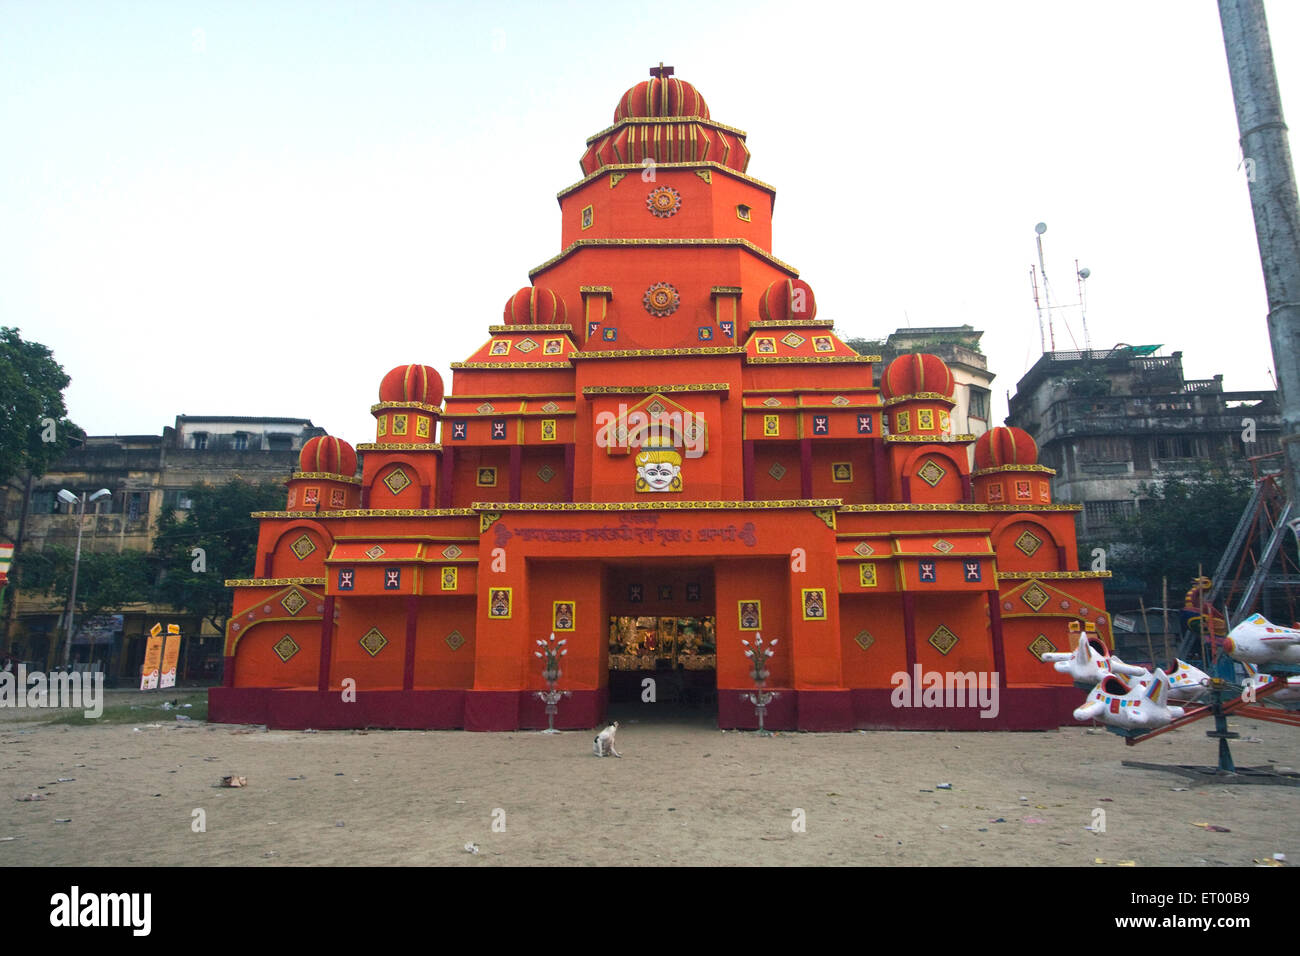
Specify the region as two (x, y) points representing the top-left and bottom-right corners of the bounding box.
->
(736, 204), (751, 222)
(581, 205), (594, 230)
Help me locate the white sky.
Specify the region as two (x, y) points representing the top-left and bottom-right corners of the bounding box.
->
(3, 1), (1296, 444)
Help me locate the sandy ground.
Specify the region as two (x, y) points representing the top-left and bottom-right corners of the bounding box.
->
(2, 691), (1298, 866)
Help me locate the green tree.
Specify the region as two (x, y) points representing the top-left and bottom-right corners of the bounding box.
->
(1106, 463), (1254, 604)
(150, 479), (286, 635)
(0, 327), (84, 486)
(844, 336), (887, 356)
(11, 546), (152, 621)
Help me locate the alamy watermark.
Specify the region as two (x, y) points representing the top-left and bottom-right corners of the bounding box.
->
(593, 405), (706, 459)
(890, 665), (1000, 718)
(0, 665), (104, 718)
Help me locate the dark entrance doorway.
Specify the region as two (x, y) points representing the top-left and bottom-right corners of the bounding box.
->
(604, 563), (716, 720)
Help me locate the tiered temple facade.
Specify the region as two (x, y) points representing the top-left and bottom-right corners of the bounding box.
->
(209, 69), (1110, 731)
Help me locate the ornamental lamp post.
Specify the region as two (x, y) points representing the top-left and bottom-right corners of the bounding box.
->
(534, 632), (571, 733)
(58, 488), (111, 669)
(741, 632), (779, 734)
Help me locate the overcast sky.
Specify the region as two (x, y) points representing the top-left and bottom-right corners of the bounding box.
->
(3, 1), (1296, 444)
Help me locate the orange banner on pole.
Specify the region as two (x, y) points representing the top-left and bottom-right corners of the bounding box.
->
(160, 624), (181, 689)
(141, 623), (164, 690)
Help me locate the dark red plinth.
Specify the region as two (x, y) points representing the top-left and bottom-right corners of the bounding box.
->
(850, 684), (1078, 730)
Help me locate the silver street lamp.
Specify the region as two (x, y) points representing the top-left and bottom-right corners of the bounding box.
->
(58, 488), (111, 668)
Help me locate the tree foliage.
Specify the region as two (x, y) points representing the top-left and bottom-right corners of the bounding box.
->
(0, 327), (84, 488)
(1104, 463), (1255, 603)
(150, 479), (286, 634)
(12, 546), (152, 620)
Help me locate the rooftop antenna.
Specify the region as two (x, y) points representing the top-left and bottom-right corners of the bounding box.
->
(1076, 261), (1092, 352)
(1033, 222), (1056, 352)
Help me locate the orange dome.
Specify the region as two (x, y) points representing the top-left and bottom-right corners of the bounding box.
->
(503, 287), (568, 326)
(974, 426), (1039, 469)
(299, 435), (357, 477)
(758, 278), (817, 322)
(614, 76), (709, 122)
(880, 353), (956, 400)
(378, 364), (444, 407)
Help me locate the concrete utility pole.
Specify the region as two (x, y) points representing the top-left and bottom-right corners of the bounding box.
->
(1220, 0), (1300, 505)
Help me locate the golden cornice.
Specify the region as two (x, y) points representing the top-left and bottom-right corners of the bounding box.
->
(972, 464), (1058, 476)
(746, 356), (876, 365)
(369, 401), (443, 414)
(582, 383), (730, 394)
(225, 577), (326, 588)
(882, 393), (959, 407)
(557, 161), (775, 202)
(252, 509), (476, 518)
(989, 503), (1082, 512)
(446, 410), (576, 418)
(997, 570), (1112, 580)
(839, 503), (990, 512)
(571, 347), (745, 360)
(486, 324), (574, 333)
(749, 319), (835, 328)
(356, 443), (444, 452)
(579, 285), (614, 294)
(471, 499), (842, 513)
(884, 434), (977, 443)
(710, 286), (744, 295)
(529, 239), (797, 280)
(290, 472), (362, 484)
(450, 361), (574, 369)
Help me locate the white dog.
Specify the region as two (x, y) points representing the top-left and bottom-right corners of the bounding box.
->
(592, 722), (621, 757)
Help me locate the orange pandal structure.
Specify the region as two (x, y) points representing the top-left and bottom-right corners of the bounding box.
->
(209, 67), (1110, 731)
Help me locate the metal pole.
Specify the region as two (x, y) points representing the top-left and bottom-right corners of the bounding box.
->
(1219, 0), (1300, 505)
(61, 493), (86, 669)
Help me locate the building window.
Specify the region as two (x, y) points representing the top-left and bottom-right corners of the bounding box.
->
(232, 433), (248, 451)
(968, 387), (990, 421)
(31, 490), (56, 514)
(192, 432), (208, 450)
(1154, 435), (1206, 460)
(736, 204), (751, 221)
(1078, 437), (1131, 462)
(1084, 499), (1134, 528)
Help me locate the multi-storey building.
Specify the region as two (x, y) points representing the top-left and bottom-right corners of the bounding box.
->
(1005, 347), (1281, 539)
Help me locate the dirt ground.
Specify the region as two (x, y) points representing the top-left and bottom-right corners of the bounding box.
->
(2, 691), (1298, 866)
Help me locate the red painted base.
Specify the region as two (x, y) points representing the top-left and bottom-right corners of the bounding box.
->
(209, 684), (1078, 731)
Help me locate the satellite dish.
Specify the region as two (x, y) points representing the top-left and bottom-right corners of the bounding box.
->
(1078, 267), (1091, 279)
(1035, 222), (1047, 235)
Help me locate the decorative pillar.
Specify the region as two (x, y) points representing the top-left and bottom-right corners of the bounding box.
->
(403, 595), (418, 691)
(564, 444), (575, 502)
(509, 446), (523, 502)
(317, 596), (335, 693)
(743, 439), (755, 499)
(902, 592), (918, 673)
(439, 446), (455, 508)
(987, 590), (1006, 687)
(800, 438), (813, 499)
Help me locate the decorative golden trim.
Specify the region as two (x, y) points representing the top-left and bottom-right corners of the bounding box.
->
(746, 387), (879, 395)
(582, 383), (730, 394)
(444, 410), (576, 418)
(530, 239), (796, 280)
(746, 356), (877, 365)
(225, 577), (326, 587)
(695, 169), (712, 184)
(356, 443), (443, 451)
(883, 393), (959, 407)
(251, 509), (476, 518)
(840, 503), (990, 512)
(450, 361), (572, 369)
(469, 499), (842, 512)
(369, 400), (442, 414)
(585, 116), (749, 143)
(710, 286), (743, 295)
(486, 324), (573, 333)
(997, 571), (1113, 580)
(608, 172), (625, 188)
(884, 434), (978, 443)
(571, 347), (745, 359)
(989, 503), (1082, 512)
(749, 319), (835, 328)
(579, 285), (614, 294)
(290, 472), (362, 484)
(973, 464), (1057, 476)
